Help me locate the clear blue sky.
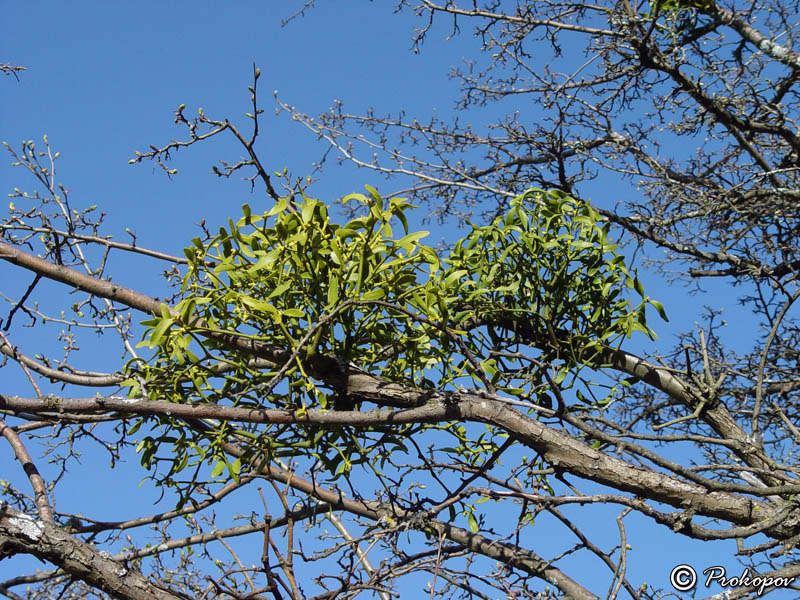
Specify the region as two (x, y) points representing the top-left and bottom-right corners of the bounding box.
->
(1, 2), (771, 597)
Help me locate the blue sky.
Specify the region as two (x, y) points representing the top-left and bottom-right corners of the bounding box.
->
(1, 2), (775, 597)
(1, 3), (460, 248)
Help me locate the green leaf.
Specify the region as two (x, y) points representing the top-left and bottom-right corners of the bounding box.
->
(364, 184), (382, 204)
(210, 460), (226, 478)
(267, 281), (291, 299)
(127, 419), (144, 436)
(396, 230), (429, 252)
(327, 272), (340, 306)
(467, 512), (479, 533)
(267, 197), (287, 216)
(650, 299), (669, 322)
(361, 288), (386, 301)
(302, 199), (316, 223)
(442, 269), (468, 289)
(240, 296), (282, 322)
(633, 275), (645, 297)
(149, 317), (175, 346)
(228, 458), (242, 482)
(341, 192), (367, 205)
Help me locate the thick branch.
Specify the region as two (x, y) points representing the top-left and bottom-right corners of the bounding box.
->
(0, 339), (123, 387)
(4, 389), (795, 539)
(713, 4), (800, 70)
(0, 242), (162, 316)
(0, 505), (186, 600)
(0, 420), (52, 522)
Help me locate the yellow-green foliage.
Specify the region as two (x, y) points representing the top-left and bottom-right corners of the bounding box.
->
(124, 186), (666, 501)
